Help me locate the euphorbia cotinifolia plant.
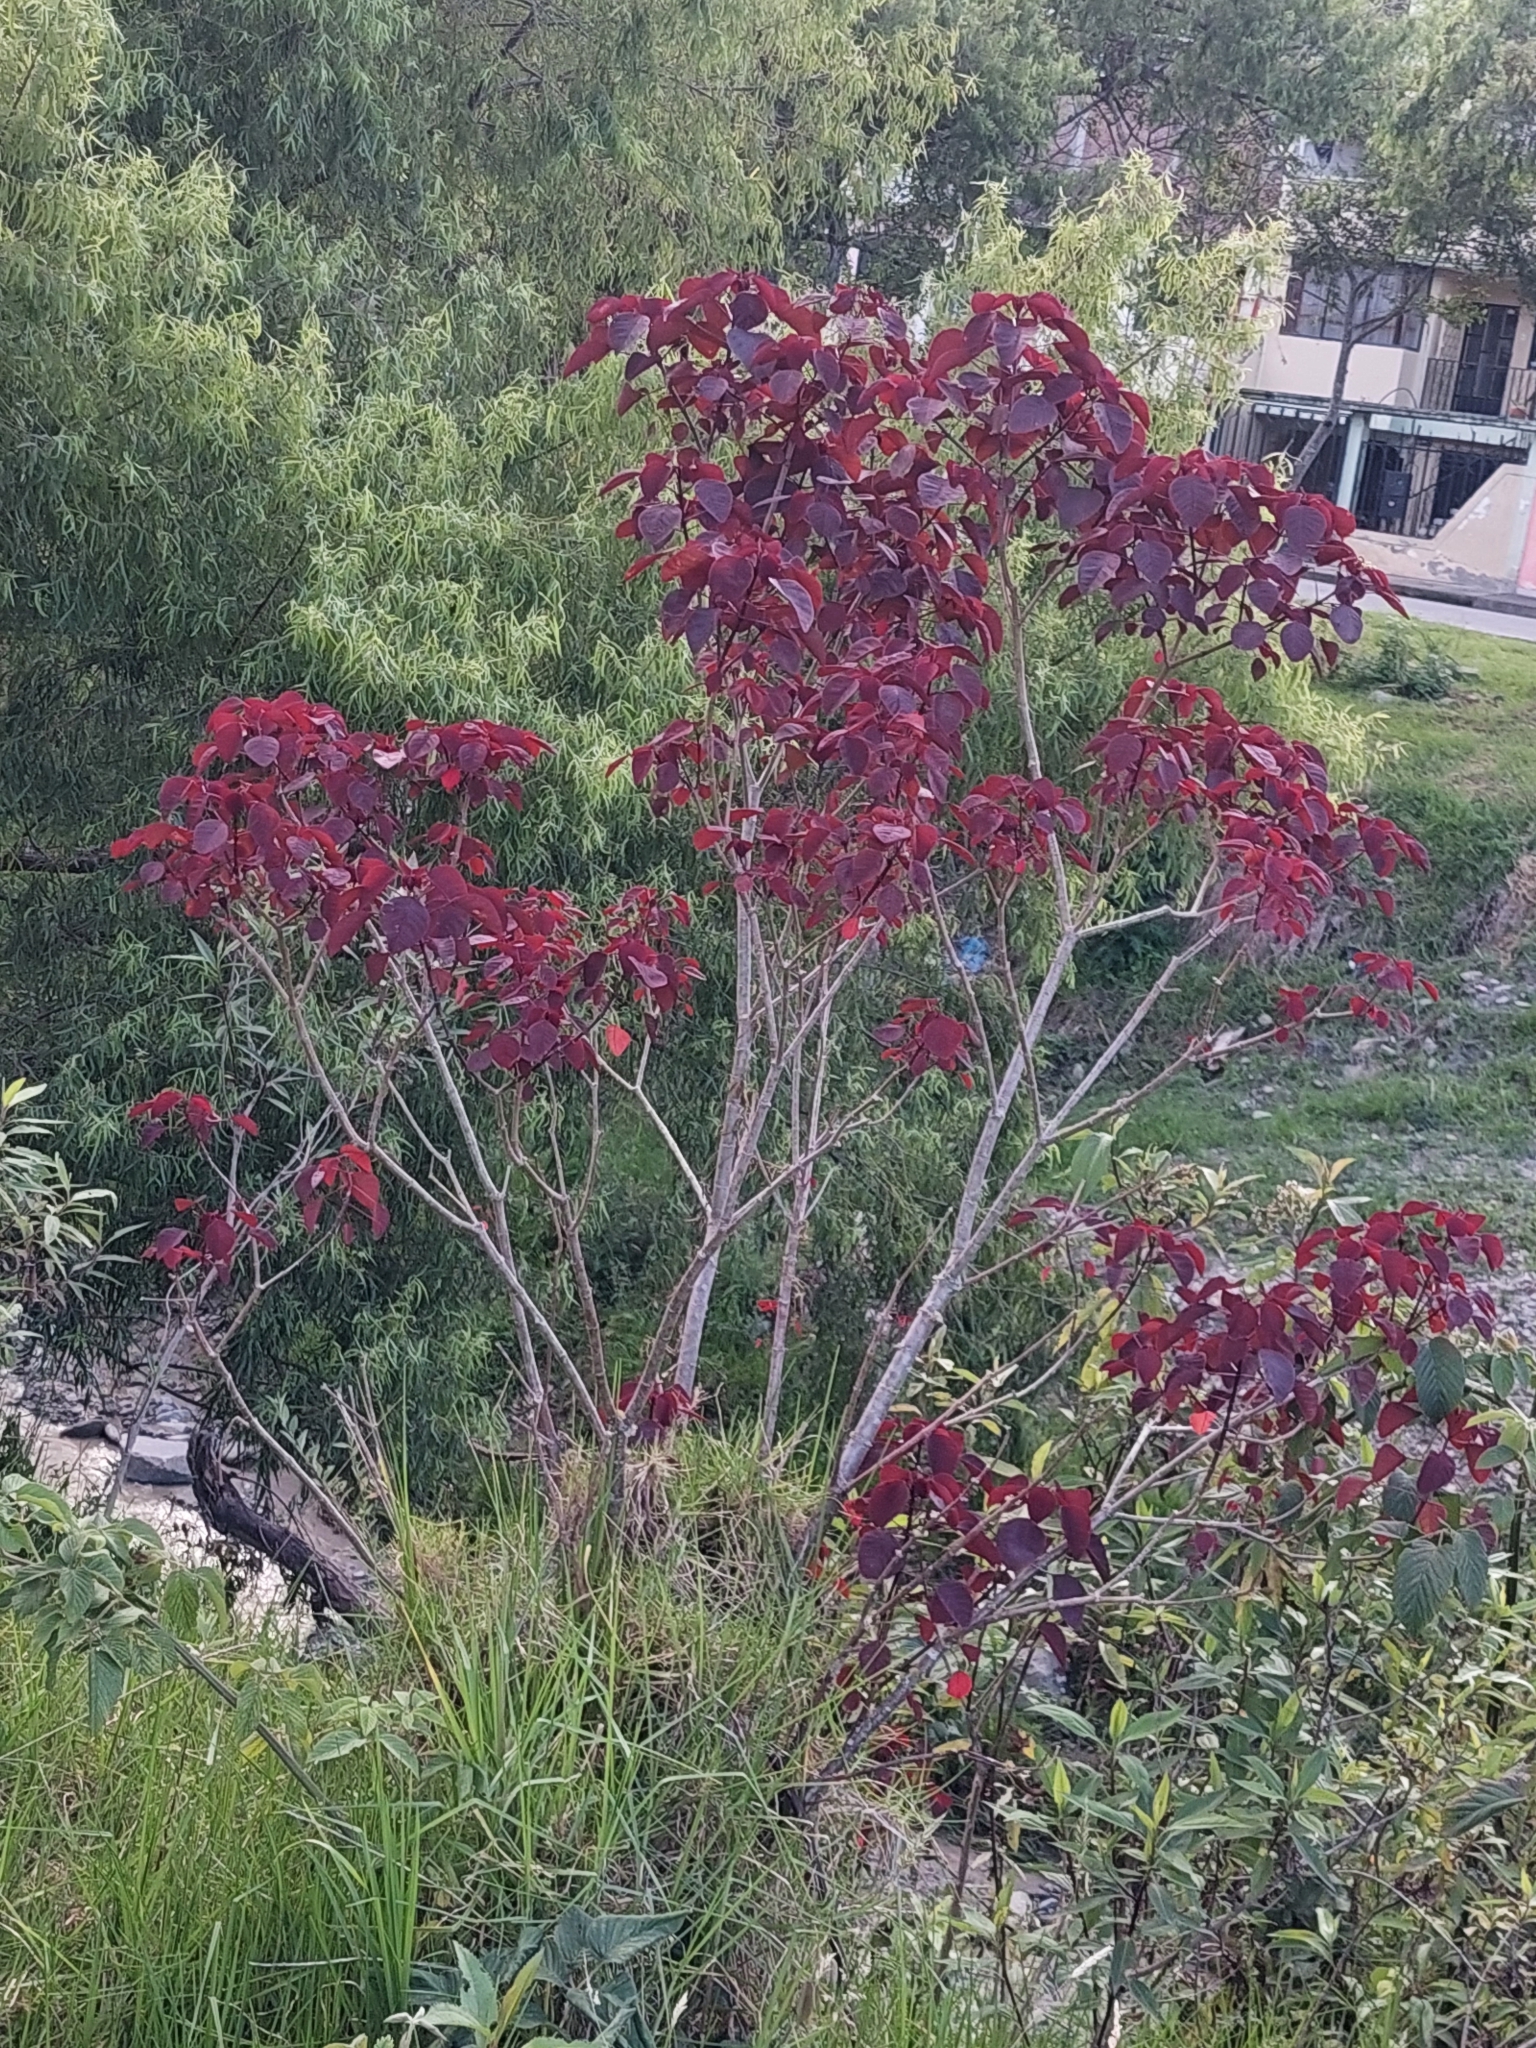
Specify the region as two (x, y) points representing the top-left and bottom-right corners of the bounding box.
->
(113, 273), (1515, 1692)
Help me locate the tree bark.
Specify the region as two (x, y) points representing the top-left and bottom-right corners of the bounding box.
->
(0, 845), (110, 874)
(187, 1421), (377, 1620)
(1289, 275), (1365, 490)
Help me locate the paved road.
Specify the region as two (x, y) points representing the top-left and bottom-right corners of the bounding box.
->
(1301, 577), (1536, 644)
(1373, 590), (1536, 644)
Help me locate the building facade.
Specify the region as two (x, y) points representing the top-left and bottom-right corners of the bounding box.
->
(1213, 263), (1536, 548)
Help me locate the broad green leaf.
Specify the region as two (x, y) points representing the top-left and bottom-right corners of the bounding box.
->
(376, 1730), (421, 1774)
(1068, 1130), (1113, 1193)
(1381, 1470), (1420, 1525)
(1123, 1708), (1185, 1743)
(1019, 1699), (1099, 1742)
(61, 1566), (101, 1623)
(309, 1728), (368, 1766)
(1414, 1336), (1465, 1423)
(417, 2002), (489, 2036)
(1445, 1776), (1529, 1837)
(1393, 1539), (1453, 1635)
(567, 1911), (684, 1967)
(85, 1649), (125, 1733)
(160, 1567), (203, 1639)
(1451, 1527), (1490, 1611)
(453, 1942), (499, 2028)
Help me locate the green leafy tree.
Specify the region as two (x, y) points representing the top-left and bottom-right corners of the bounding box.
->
(117, 0), (959, 368)
(1037, 0), (1387, 232)
(826, 0), (1078, 294)
(1288, 0), (1536, 486)
(934, 155), (1288, 447)
(0, 0), (327, 1065)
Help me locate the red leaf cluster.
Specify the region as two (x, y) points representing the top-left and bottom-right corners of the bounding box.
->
(1093, 1204), (1503, 1513)
(296, 1143), (391, 1244)
(871, 997), (974, 1078)
(573, 272), (1409, 965)
(112, 695), (700, 1080)
(835, 1413), (1104, 1717)
(130, 1087), (256, 1149)
(146, 1198), (275, 1284)
(1087, 679), (1427, 941)
(615, 1376), (700, 1442)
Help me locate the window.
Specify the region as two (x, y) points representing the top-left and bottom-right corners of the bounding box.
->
(1282, 267), (1427, 350)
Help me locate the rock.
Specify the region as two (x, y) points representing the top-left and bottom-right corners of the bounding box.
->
(141, 1392), (199, 1433)
(121, 1435), (193, 1487)
(58, 1417), (114, 1440)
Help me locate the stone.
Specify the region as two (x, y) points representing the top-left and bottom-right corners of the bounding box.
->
(58, 1417), (114, 1440)
(141, 1392), (199, 1433)
(121, 1435), (193, 1487)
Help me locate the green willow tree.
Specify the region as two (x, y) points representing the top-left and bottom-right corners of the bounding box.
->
(116, 0), (960, 371)
(0, 0), (327, 1063)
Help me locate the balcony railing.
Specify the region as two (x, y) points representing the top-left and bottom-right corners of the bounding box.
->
(1421, 355), (1536, 419)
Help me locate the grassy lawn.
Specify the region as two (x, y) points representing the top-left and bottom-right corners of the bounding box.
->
(1125, 615), (1536, 1267)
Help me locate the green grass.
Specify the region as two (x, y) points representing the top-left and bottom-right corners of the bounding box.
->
(3, 1439), (980, 2048)
(1331, 618), (1536, 953)
(1125, 615), (1536, 1258)
(0, 1443), (1432, 2048)
(0, 1634), (352, 2046)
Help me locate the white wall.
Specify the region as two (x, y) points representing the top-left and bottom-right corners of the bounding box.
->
(1241, 266), (1536, 413)
(1244, 329), (1424, 406)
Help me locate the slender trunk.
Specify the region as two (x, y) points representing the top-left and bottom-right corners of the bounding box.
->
(511, 1299), (561, 1472)
(676, 889), (757, 1392)
(761, 1018), (825, 1452)
(556, 1200), (607, 1404)
(1290, 276), (1364, 490)
(834, 1252), (969, 1489)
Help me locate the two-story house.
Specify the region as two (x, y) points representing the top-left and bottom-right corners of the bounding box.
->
(1212, 261), (1536, 590)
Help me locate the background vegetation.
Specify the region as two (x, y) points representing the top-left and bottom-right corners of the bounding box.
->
(3, 0), (1536, 2038)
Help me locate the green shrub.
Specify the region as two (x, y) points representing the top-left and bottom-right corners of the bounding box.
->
(1341, 627), (1470, 702)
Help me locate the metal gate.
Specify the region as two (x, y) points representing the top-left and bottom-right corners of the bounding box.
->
(1209, 404), (1526, 539)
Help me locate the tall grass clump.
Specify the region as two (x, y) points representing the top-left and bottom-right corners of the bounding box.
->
(2, 1433), (962, 2048)
(0, 1620), (352, 2046)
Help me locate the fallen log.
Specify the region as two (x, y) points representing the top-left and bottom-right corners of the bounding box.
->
(187, 1419), (376, 1620)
